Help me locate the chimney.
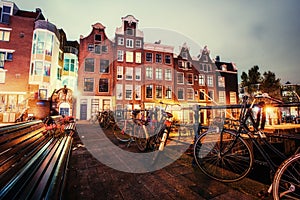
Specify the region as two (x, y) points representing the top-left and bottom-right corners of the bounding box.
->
(216, 56), (220, 62)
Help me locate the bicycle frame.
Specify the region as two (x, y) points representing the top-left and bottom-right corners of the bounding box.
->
(221, 96), (288, 174)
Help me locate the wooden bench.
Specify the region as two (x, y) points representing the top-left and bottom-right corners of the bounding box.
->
(0, 118), (73, 200)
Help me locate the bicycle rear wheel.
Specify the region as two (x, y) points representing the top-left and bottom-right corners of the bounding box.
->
(135, 125), (149, 152)
(272, 153), (300, 200)
(112, 120), (132, 142)
(194, 129), (253, 182)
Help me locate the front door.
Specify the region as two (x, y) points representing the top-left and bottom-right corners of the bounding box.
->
(80, 104), (87, 120)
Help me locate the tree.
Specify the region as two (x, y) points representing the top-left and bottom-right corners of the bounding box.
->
(240, 65), (262, 95)
(260, 71), (281, 99)
(240, 65), (281, 98)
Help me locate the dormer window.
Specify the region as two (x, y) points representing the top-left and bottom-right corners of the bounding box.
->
(0, 6), (11, 24)
(94, 34), (101, 42)
(126, 28), (134, 36)
(182, 52), (187, 59)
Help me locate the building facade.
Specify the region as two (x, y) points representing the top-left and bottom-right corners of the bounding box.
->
(77, 22), (114, 120)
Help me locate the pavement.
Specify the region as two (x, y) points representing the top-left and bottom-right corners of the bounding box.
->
(64, 121), (272, 200)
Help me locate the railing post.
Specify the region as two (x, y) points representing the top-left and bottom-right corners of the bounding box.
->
(193, 105), (200, 139)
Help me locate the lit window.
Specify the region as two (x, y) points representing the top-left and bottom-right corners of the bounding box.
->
(219, 91), (226, 104)
(146, 67), (153, 79)
(135, 52), (141, 63)
(218, 76), (225, 87)
(230, 92), (237, 104)
(165, 69), (172, 81)
(156, 68), (162, 80)
(126, 51), (133, 63)
(199, 74), (205, 85)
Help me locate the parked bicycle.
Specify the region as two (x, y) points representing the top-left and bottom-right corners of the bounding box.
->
(98, 110), (115, 129)
(193, 93), (300, 198)
(112, 109), (148, 150)
(89, 111), (99, 124)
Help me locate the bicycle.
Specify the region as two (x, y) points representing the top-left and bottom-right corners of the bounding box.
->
(89, 111), (99, 124)
(272, 149), (300, 200)
(99, 110), (115, 129)
(193, 93), (299, 185)
(112, 109), (148, 150)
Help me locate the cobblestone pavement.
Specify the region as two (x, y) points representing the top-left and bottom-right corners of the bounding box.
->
(64, 121), (272, 200)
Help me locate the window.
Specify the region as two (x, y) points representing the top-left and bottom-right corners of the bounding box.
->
(1, 6), (11, 24)
(178, 60), (183, 68)
(135, 85), (141, 100)
(146, 67), (153, 79)
(199, 74), (205, 85)
(99, 79), (109, 92)
(44, 63), (51, 76)
(146, 53), (152, 62)
(34, 61), (43, 75)
(187, 73), (193, 84)
(125, 67), (133, 80)
(95, 34), (101, 42)
(177, 88), (184, 100)
(0, 70), (6, 83)
(88, 44), (94, 52)
(94, 45), (101, 54)
(199, 64), (203, 71)
(136, 40), (142, 48)
(126, 51), (133, 62)
(126, 28), (134, 35)
(230, 92), (237, 104)
(156, 85), (163, 99)
(156, 68), (162, 80)
(187, 88), (194, 100)
(117, 50), (124, 61)
(84, 58), (94, 72)
(102, 45), (108, 53)
(126, 39), (134, 48)
(165, 69), (172, 81)
(207, 75), (213, 87)
(146, 85), (153, 98)
(155, 54), (162, 63)
(45, 34), (53, 56)
(0, 30), (10, 41)
(199, 89), (205, 101)
(219, 91), (226, 104)
(118, 37), (124, 45)
(166, 86), (172, 99)
(208, 90), (214, 101)
(100, 59), (109, 73)
(202, 55), (208, 62)
(177, 73), (184, 84)
(116, 84), (123, 100)
(57, 68), (62, 80)
(117, 66), (123, 79)
(182, 52), (187, 59)
(218, 76), (225, 87)
(0, 53), (4, 68)
(84, 78), (94, 92)
(135, 52), (141, 63)
(165, 55), (171, 64)
(135, 68), (141, 80)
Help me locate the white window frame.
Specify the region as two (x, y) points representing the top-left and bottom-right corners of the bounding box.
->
(187, 88), (194, 100)
(125, 84), (133, 100)
(126, 51), (134, 63)
(207, 75), (213, 87)
(117, 66), (123, 80)
(155, 68), (162, 80)
(118, 37), (124, 45)
(136, 40), (142, 48)
(146, 66), (153, 80)
(126, 39), (134, 48)
(125, 67), (133, 80)
(135, 85), (141, 100)
(117, 50), (124, 61)
(116, 84), (123, 100)
(135, 52), (141, 63)
(135, 68), (141, 81)
(177, 88), (184, 100)
(177, 72), (184, 84)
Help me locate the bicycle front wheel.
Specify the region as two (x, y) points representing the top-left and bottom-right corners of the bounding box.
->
(272, 153), (300, 200)
(194, 129), (253, 182)
(112, 120), (132, 142)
